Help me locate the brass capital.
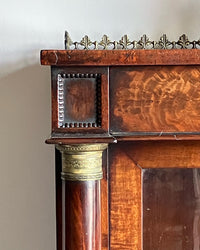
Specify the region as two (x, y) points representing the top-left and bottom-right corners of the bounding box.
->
(56, 144), (108, 181)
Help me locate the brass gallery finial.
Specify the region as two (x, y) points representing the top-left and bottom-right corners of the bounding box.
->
(64, 31), (200, 50)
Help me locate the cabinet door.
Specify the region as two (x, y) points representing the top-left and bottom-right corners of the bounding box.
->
(109, 141), (200, 250)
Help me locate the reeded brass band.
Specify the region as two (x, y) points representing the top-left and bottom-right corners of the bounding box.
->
(56, 144), (108, 181)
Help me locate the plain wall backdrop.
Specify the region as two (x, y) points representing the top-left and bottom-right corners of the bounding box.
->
(0, 0), (200, 249)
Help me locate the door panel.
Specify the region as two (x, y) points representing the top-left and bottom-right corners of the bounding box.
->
(143, 168), (199, 250)
(109, 142), (200, 249)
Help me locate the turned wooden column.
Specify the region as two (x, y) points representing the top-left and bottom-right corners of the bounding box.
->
(41, 52), (110, 249)
(57, 144), (107, 250)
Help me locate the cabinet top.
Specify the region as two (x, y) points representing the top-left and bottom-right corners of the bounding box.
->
(41, 49), (200, 66)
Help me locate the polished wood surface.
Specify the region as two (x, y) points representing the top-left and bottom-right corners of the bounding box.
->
(109, 144), (142, 249)
(63, 78), (96, 123)
(115, 134), (200, 141)
(41, 49), (200, 66)
(55, 149), (109, 250)
(143, 168), (198, 250)
(101, 149), (109, 250)
(51, 66), (109, 134)
(108, 141), (200, 249)
(63, 180), (101, 250)
(121, 141), (200, 168)
(110, 66), (200, 133)
(46, 137), (116, 144)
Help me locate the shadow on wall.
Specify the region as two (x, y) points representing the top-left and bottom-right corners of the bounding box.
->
(0, 64), (51, 152)
(0, 64), (55, 250)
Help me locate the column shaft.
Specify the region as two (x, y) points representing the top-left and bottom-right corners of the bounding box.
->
(57, 144), (107, 250)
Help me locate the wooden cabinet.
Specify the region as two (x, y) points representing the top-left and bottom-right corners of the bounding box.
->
(41, 42), (200, 249)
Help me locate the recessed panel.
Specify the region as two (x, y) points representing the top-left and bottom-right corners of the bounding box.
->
(143, 168), (199, 250)
(57, 74), (101, 128)
(64, 78), (96, 122)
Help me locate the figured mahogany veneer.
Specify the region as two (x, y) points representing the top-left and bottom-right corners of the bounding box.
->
(110, 66), (200, 133)
(41, 48), (200, 250)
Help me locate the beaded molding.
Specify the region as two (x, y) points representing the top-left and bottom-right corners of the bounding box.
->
(57, 73), (102, 128)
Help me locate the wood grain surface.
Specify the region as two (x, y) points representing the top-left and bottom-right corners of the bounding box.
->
(51, 66), (109, 133)
(41, 49), (200, 66)
(115, 134), (200, 141)
(55, 149), (109, 250)
(45, 137), (116, 144)
(119, 141), (200, 169)
(63, 180), (101, 250)
(109, 141), (200, 249)
(101, 149), (109, 250)
(64, 78), (96, 122)
(110, 66), (200, 133)
(109, 144), (142, 249)
(143, 168), (196, 250)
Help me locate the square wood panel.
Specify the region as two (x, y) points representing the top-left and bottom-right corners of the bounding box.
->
(51, 67), (109, 133)
(57, 74), (101, 128)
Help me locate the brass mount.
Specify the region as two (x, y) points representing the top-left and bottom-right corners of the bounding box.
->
(56, 144), (108, 181)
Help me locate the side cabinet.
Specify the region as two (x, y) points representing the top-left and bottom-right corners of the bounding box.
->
(41, 39), (200, 250)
